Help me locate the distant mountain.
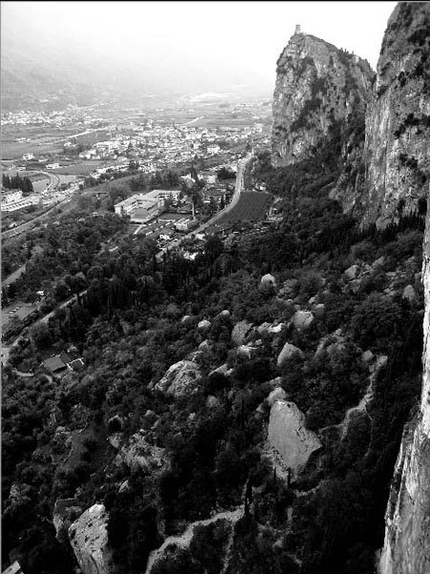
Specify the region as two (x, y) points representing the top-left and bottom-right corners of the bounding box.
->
(1, 18), (271, 112)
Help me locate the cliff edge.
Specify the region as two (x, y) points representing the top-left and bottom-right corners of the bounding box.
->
(379, 197), (430, 574)
(360, 2), (430, 228)
(271, 29), (373, 168)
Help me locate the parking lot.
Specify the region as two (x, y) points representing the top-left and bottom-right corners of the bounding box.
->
(1, 302), (38, 328)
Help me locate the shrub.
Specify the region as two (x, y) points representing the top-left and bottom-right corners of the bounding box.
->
(350, 293), (404, 350)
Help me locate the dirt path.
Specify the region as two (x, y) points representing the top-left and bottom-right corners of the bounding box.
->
(145, 507), (243, 574)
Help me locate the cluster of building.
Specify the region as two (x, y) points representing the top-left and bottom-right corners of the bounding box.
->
(1, 107), (108, 129)
(1, 189), (40, 212)
(1, 178), (82, 213)
(40, 349), (85, 377)
(75, 119), (266, 175)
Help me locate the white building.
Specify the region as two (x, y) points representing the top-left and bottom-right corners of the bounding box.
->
(207, 144), (220, 155)
(2, 189), (23, 204)
(1, 195), (39, 212)
(114, 193), (163, 223)
(146, 189), (182, 203)
(200, 172), (217, 184)
(174, 218), (198, 232)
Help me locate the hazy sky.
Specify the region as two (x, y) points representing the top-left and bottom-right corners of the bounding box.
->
(2, 1), (397, 94)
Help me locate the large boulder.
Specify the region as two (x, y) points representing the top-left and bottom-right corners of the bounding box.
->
(154, 360), (201, 398)
(231, 320), (253, 346)
(68, 504), (114, 574)
(260, 274), (277, 294)
(402, 284), (417, 304)
(268, 401), (322, 480)
(237, 345), (256, 359)
(344, 264), (360, 281)
(198, 319), (211, 332)
(219, 309), (231, 319)
(292, 310), (315, 332)
(277, 342), (304, 367)
(260, 273), (276, 286)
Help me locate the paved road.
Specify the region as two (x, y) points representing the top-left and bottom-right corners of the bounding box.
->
(194, 153), (252, 232)
(2, 196), (72, 240)
(2, 264), (27, 286)
(157, 153), (253, 258)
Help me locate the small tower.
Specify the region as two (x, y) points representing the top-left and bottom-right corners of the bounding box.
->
(295, 24), (301, 35)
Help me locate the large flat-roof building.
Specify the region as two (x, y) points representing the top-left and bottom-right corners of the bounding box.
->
(114, 190), (181, 223)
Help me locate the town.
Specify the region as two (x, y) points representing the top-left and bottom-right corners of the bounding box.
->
(1, 96), (279, 364)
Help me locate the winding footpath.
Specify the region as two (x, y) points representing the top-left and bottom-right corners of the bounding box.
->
(144, 507), (244, 574)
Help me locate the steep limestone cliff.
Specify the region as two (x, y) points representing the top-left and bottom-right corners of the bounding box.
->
(360, 2), (430, 228)
(271, 30), (373, 168)
(68, 504), (114, 574)
(379, 199), (430, 574)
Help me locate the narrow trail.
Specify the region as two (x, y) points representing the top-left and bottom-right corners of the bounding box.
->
(340, 379), (373, 439)
(145, 507), (244, 574)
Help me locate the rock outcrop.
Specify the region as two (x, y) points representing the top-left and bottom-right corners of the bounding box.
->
(292, 310), (315, 332)
(379, 199), (430, 574)
(359, 2), (430, 229)
(153, 360), (201, 398)
(272, 28), (373, 168)
(231, 320), (253, 346)
(277, 342), (305, 367)
(68, 504), (114, 574)
(268, 400), (322, 480)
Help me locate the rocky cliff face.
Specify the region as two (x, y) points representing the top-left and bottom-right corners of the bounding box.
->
(360, 2), (430, 228)
(271, 30), (373, 168)
(379, 199), (430, 574)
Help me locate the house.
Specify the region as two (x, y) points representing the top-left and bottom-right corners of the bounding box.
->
(199, 172), (217, 185)
(174, 218), (198, 232)
(41, 356), (68, 375)
(40, 352), (84, 376)
(2, 561), (24, 574)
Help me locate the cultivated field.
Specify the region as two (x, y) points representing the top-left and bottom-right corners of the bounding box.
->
(52, 161), (107, 176)
(217, 191), (272, 224)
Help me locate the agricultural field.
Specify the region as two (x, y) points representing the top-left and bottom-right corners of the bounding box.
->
(51, 160), (109, 176)
(1, 125), (77, 159)
(217, 191), (272, 224)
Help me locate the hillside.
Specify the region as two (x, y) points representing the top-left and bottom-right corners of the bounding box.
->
(2, 3), (429, 574)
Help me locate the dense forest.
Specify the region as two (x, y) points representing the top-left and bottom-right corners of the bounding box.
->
(2, 146), (427, 574)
